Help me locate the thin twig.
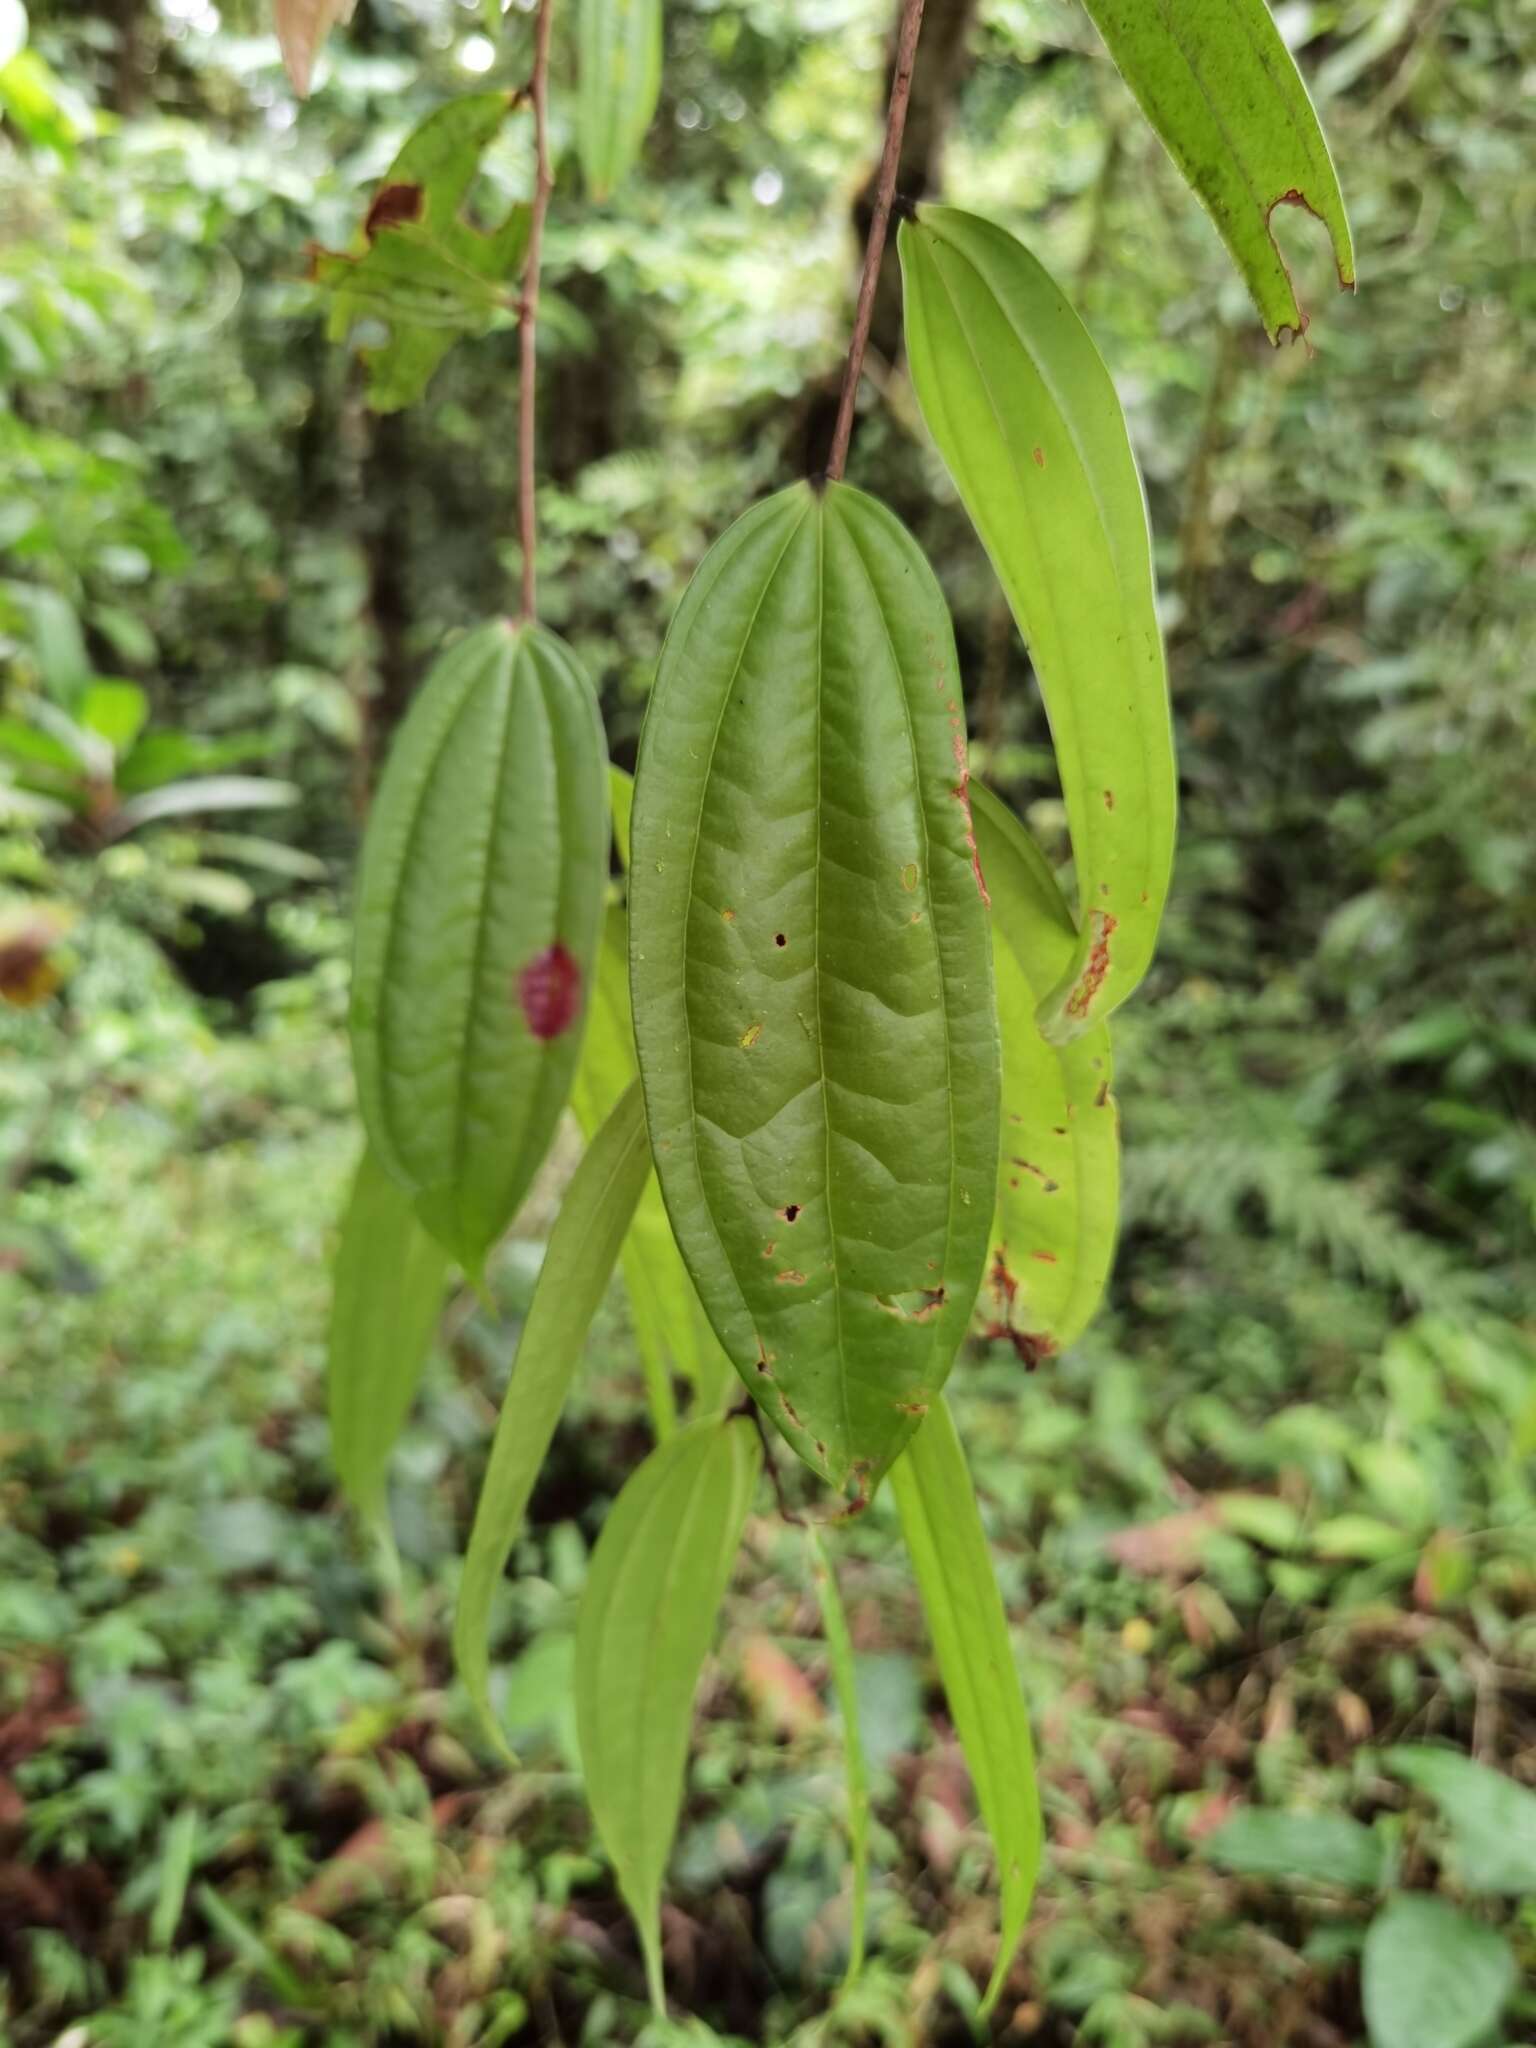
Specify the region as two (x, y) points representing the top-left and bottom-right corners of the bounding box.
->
(824, 0), (927, 484)
(516, 0), (556, 621)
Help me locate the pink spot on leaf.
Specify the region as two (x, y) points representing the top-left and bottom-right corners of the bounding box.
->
(518, 944), (582, 1040)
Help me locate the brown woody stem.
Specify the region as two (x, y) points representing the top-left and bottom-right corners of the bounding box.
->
(824, 0), (927, 484)
(516, 0), (556, 620)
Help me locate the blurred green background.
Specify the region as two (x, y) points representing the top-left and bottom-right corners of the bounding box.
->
(2, 2), (1534, 2043)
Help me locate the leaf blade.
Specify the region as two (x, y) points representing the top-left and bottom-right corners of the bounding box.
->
(1081, 0), (1354, 342)
(808, 1527), (870, 1986)
(1362, 1895), (1515, 2048)
(575, 1413), (761, 2010)
(577, 0), (662, 202)
(453, 1081), (652, 1751)
(899, 207), (1176, 1042)
(889, 1398), (1042, 2015)
(629, 481), (999, 1494)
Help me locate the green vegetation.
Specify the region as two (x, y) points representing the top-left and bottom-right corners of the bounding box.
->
(3, 2), (1533, 2045)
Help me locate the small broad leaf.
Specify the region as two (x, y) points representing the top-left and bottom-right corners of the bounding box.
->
(274, 0), (357, 98)
(808, 1528), (870, 1986)
(328, 1146), (450, 1529)
(570, 903), (733, 1424)
(78, 680), (148, 758)
(1384, 1745), (1536, 1896)
(1203, 1808), (1385, 1891)
(454, 1081), (652, 1751)
(351, 620), (608, 1279)
(311, 94), (531, 413)
(1080, 0), (1355, 343)
(575, 1412), (762, 2012)
(971, 785), (1118, 1361)
(899, 206), (1176, 1043)
(629, 480), (999, 1498)
(577, 0), (662, 202)
(1362, 1895), (1515, 2048)
(888, 1398), (1042, 2015)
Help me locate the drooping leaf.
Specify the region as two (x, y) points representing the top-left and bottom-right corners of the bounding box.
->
(327, 1146), (450, 1529)
(575, 1413), (761, 2012)
(107, 775), (298, 839)
(577, 0), (662, 202)
(571, 903), (732, 1425)
(454, 1082), (652, 1751)
(1361, 1895), (1516, 2048)
(310, 95), (531, 413)
(629, 480), (999, 1498)
(808, 1527), (870, 1986)
(899, 206), (1176, 1043)
(888, 1399), (1042, 2015)
(971, 785), (1118, 1361)
(274, 0), (357, 99)
(1079, 0), (1355, 342)
(1203, 1808), (1385, 1891)
(351, 620), (608, 1279)
(1383, 1746), (1536, 1896)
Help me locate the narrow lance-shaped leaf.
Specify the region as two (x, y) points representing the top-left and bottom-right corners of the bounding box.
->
(899, 206), (1176, 1043)
(571, 902), (734, 1424)
(629, 480), (999, 1499)
(310, 95), (532, 412)
(889, 1399), (1042, 2016)
(351, 620), (608, 1280)
(275, 0), (356, 98)
(454, 1081), (652, 1752)
(1080, 0), (1355, 343)
(971, 785), (1118, 1362)
(575, 1413), (762, 2012)
(328, 1145), (450, 1529)
(577, 0), (662, 203)
(808, 1527), (870, 1986)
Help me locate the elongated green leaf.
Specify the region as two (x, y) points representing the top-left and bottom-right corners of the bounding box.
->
(971, 786), (1118, 1359)
(629, 480), (999, 1498)
(575, 1413), (761, 2011)
(328, 1145), (450, 1527)
(808, 1528), (870, 1986)
(577, 0), (662, 202)
(1362, 1895), (1515, 2048)
(1383, 1746), (1536, 1896)
(454, 1082), (651, 1751)
(899, 206), (1175, 1044)
(572, 903), (733, 1425)
(1081, 0), (1354, 343)
(311, 94), (531, 412)
(889, 1399), (1042, 2016)
(351, 620), (608, 1279)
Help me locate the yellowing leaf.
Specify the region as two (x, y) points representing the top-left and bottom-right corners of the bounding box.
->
(327, 1146), (449, 1529)
(900, 206), (1176, 1042)
(275, 0), (357, 98)
(1081, 0), (1354, 342)
(971, 786), (1118, 1360)
(629, 480), (999, 1498)
(454, 1082), (652, 1753)
(889, 1399), (1042, 2015)
(575, 1413), (761, 2011)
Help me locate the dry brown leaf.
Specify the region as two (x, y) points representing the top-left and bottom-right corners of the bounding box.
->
(275, 0), (357, 98)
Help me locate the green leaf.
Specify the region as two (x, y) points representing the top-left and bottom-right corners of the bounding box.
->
(808, 1527), (870, 1986)
(1362, 1896), (1515, 2048)
(899, 207), (1176, 1042)
(971, 785), (1118, 1358)
(327, 1145), (449, 1529)
(609, 761), (634, 870)
(78, 679), (148, 757)
(311, 94), (531, 413)
(351, 620), (608, 1279)
(888, 1398), (1041, 2015)
(577, 0), (662, 202)
(571, 904), (733, 1427)
(1203, 1808), (1385, 1891)
(1383, 1746), (1536, 1896)
(454, 1081), (652, 1753)
(1079, 0), (1354, 343)
(575, 1412), (761, 2012)
(629, 480), (999, 1497)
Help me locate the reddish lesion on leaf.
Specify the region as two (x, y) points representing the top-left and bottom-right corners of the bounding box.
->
(1064, 909), (1118, 1023)
(517, 943), (582, 1040)
(365, 182), (425, 239)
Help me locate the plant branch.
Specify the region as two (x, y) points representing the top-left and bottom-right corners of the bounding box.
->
(516, 0), (556, 621)
(825, 0), (927, 484)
